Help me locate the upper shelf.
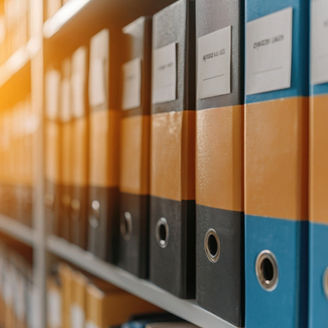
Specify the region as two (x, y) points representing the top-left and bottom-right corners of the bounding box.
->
(43, 0), (92, 38)
(0, 38), (40, 88)
(43, 0), (176, 41)
(47, 235), (238, 328)
(0, 214), (35, 246)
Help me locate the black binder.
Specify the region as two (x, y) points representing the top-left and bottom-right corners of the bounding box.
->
(195, 0), (244, 325)
(149, 0), (196, 298)
(87, 28), (121, 261)
(117, 17), (152, 278)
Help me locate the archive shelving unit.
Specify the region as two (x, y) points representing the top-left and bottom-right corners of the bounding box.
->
(0, 1), (238, 327)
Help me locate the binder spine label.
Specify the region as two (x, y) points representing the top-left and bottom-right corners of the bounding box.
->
(122, 58), (142, 110)
(152, 43), (177, 104)
(311, 0), (328, 85)
(197, 26), (232, 99)
(246, 7), (293, 95)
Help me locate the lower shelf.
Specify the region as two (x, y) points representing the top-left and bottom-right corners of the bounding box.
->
(47, 235), (237, 328)
(0, 214), (35, 246)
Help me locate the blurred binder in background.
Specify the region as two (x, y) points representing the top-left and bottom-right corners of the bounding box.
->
(45, 69), (61, 236)
(70, 46), (89, 249)
(118, 16), (152, 278)
(88, 28), (121, 261)
(59, 58), (73, 242)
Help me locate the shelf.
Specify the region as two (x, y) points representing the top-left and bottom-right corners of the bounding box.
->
(43, 0), (176, 40)
(0, 38), (40, 87)
(0, 214), (35, 246)
(47, 235), (237, 328)
(43, 0), (92, 38)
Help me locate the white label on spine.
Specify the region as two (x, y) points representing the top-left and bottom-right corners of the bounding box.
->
(197, 26), (232, 99)
(152, 42), (177, 104)
(311, 0), (328, 84)
(48, 290), (61, 327)
(89, 58), (107, 107)
(246, 7), (293, 95)
(71, 304), (85, 328)
(122, 57), (141, 109)
(86, 321), (98, 328)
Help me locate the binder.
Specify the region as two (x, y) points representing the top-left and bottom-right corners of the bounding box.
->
(47, 275), (62, 328)
(88, 28), (121, 261)
(85, 283), (159, 328)
(150, 0), (196, 299)
(118, 16), (152, 278)
(20, 99), (34, 227)
(59, 59), (73, 241)
(122, 314), (182, 328)
(70, 271), (88, 328)
(195, 0), (244, 325)
(45, 69), (61, 236)
(46, 0), (61, 19)
(58, 264), (73, 328)
(70, 46), (89, 249)
(309, 1), (328, 326)
(245, 1), (309, 327)
(146, 323), (197, 328)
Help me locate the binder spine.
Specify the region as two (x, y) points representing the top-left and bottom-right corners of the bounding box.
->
(117, 17), (152, 278)
(309, 4), (328, 321)
(87, 29), (121, 262)
(195, 1), (244, 325)
(149, 0), (196, 298)
(245, 1), (309, 327)
(71, 46), (89, 249)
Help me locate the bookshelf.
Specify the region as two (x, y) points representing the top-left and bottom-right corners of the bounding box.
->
(0, 0), (241, 327)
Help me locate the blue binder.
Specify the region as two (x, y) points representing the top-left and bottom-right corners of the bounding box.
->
(245, 0), (309, 327)
(309, 0), (328, 326)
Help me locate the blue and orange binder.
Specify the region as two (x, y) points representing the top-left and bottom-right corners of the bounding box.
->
(309, 0), (328, 326)
(245, 0), (309, 327)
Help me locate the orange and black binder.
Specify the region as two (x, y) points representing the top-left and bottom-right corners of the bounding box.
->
(70, 46), (89, 249)
(45, 69), (61, 235)
(117, 16), (152, 278)
(150, 0), (196, 298)
(88, 28), (121, 261)
(59, 58), (73, 241)
(195, 0), (244, 326)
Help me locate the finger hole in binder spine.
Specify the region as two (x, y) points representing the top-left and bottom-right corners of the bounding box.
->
(204, 228), (221, 263)
(323, 267), (328, 299)
(121, 211), (133, 240)
(156, 217), (169, 248)
(89, 200), (100, 228)
(256, 250), (279, 292)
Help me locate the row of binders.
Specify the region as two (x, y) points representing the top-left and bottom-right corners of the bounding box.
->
(0, 96), (35, 226)
(0, 242), (35, 328)
(47, 263), (197, 328)
(0, 0), (30, 64)
(43, 0), (328, 327)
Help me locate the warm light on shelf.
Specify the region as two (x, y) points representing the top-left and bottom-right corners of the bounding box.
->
(43, 0), (92, 38)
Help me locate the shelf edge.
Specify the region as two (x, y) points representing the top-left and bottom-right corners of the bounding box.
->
(47, 235), (238, 328)
(0, 214), (35, 246)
